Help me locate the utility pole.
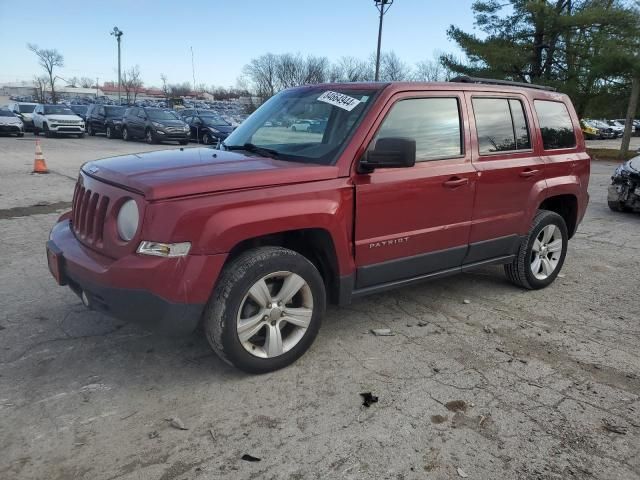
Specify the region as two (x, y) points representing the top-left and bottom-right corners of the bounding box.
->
(374, 0), (394, 82)
(96, 77), (99, 98)
(191, 46), (196, 94)
(110, 27), (123, 104)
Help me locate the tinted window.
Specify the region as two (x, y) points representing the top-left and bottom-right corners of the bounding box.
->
(473, 98), (530, 154)
(373, 97), (462, 161)
(535, 100), (576, 150)
(18, 104), (36, 113)
(0, 109), (16, 117)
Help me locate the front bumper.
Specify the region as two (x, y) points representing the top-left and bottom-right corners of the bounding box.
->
(0, 124), (23, 134)
(49, 124), (84, 133)
(48, 218), (227, 335)
(155, 130), (190, 140)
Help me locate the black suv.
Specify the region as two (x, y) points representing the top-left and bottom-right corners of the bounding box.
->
(86, 105), (126, 138)
(121, 107), (190, 144)
(184, 113), (235, 144)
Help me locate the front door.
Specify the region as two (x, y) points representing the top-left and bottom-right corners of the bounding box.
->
(353, 92), (475, 290)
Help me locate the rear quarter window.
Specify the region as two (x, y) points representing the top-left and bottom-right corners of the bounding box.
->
(534, 100), (576, 150)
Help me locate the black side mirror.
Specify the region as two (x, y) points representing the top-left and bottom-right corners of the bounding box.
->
(359, 137), (416, 173)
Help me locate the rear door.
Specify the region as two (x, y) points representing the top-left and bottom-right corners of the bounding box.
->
(353, 91), (476, 290)
(464, 93), (547, 263)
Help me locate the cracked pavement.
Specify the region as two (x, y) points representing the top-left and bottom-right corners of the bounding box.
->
(0, 136), (639, 479)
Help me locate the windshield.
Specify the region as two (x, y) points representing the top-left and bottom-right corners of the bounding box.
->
(18, 104), (36, 113)
(0, 110), (16, 117)
(105, 106), (125, 116)
(202, 115), (229, 126)
(147, 108), (178, 121)
(44, 105), (75, 115)
(223, 87), (376, 164)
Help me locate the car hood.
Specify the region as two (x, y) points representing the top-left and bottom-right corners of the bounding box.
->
(0, 117), (22, 124)
(207, 125), (234, 134)
(46, 114), (83, 122)
(82, 148), (339, 200)
(153, 120), (186, 127)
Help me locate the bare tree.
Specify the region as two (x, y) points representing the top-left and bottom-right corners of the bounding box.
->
(169, 82), (192, 97)
(379, 51), (410, 81)
(121, 66), (143, 103)
(160, 74), (170, 102)
(413, 58), (452, 82)
(79, 77), (94, 88)
(66, 76), (79, 87)
(303, 55), (329, 84)
(33, 75), (48, 103)
(243, 53), (279, 99)
(27, 44), (64, 103)
(333, 56), (372, 82)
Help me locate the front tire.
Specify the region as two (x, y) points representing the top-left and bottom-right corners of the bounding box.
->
(43, 123), (52, 137)
(203, 247), (326, 373)
(202, 132), (212, 145)
(145, 129), (157, 144)
(87, 124), (95, 136)
(122, 126), (130, 141)
(77, 133), (84, 138)
(106, 125), (114, 139)
(179, 139), (189, 145)
(504, 210), (568, 290)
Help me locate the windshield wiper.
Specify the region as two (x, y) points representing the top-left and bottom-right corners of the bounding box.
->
(224, 142), (279, 159)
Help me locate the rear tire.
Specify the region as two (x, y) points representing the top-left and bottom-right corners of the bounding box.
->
(106, 125), (113, 139)
(88, 124), (95, 136)
(504, 210), (568, 290)
(122, 127), (130, 141)
(608, 200), (626, 212)
(203, 247), (326, 373)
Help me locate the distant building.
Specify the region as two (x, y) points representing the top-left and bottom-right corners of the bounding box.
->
(0, 82), (103, 98)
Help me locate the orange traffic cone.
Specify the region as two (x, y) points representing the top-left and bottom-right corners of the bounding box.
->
(33, 139), (49, 174)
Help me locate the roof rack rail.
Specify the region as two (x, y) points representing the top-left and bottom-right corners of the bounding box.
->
(449, 75), (557, 92)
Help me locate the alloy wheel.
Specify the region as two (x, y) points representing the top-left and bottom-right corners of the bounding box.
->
(237, 271), (313, 358)
(530, 224), (563, 280)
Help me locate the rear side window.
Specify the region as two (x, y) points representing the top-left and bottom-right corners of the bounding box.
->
(473, 98), (531, 154)
(534, 100), (576, 150)
(374, 97), (462, 162)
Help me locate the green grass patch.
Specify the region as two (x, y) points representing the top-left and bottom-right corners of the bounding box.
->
(587, 148), (638, 162)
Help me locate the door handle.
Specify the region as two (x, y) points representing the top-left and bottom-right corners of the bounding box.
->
(443, 177), (469, 188)
(519, 169), (539, 178)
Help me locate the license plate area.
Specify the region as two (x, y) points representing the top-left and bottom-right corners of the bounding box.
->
(46, 240), (67, 286)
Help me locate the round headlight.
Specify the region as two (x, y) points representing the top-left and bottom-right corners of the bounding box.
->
(116, 199), (139, 241)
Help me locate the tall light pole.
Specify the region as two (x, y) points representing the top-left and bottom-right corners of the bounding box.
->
(374, 0), (393, 82)
(110, 27), (123, 104)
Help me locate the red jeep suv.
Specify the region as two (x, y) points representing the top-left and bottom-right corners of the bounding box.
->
(47, 77), (590, 373)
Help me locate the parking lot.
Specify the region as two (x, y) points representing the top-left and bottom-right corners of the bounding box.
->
(1, 135), (639, 479)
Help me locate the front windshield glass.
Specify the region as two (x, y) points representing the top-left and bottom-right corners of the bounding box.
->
(44, 105), (74, 115)
(202, 115), (229, 126)
(147, 108), (177, 121)
(18, 104), (36, 113)
(224, 87), (377, 165)
(0, 110), (16, 117)
(105, 106), (125, 116)
(70, 105), (87, 114)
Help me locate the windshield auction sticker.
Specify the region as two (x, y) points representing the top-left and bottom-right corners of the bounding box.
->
(317, 91), (361, 111)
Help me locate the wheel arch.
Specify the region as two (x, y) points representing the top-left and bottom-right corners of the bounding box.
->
(225, 228), (342, 304)
(538, 194), (578, 238)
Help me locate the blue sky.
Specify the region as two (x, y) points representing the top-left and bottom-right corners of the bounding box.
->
(0, 0), (477, 88)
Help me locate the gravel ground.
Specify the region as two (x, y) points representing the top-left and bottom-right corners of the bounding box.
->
(0, 135), (639, 480)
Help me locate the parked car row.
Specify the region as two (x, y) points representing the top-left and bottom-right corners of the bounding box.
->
(1, 101), (238, 144)
(580, 118), (639, 139)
